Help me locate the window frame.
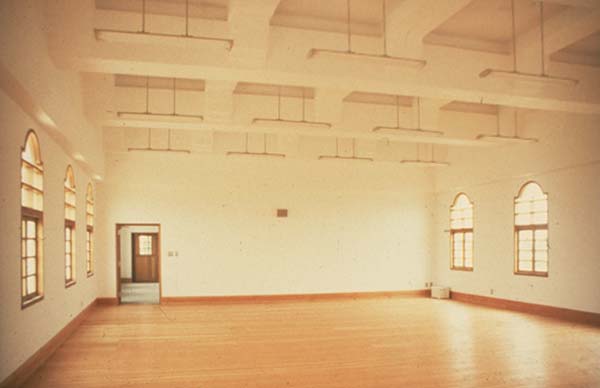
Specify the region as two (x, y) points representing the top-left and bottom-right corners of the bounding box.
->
(86, 183), (94, 277)
(449, 193), (474, 271)
(21, 130), (44, 308)
(64, 165), (76, 288)
(514, 181), (549, 277)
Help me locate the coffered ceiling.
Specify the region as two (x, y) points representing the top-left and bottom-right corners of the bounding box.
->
(44, 0), (600, 158)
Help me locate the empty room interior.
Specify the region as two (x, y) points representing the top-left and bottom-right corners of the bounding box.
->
(1, 0), (600, 386)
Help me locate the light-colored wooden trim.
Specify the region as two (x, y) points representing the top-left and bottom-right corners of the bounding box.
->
(514, 180), (549, 276)
(115, 223), (162, 305)
(450, 291), (600, 326)
(96, 297), (119, 306)
(161, 289), (431, 305)
(0, 298), (96, 388)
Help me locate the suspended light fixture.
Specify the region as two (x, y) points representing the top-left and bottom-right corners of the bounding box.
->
(372, 96), (443, 139)
(227, 133), (286, 158)
(477, 110), (538, 144)
(117, 77), (204, 124)
(252, 87), (332, 130)
(318, 138), (373, 162)
(401, 144), (449, 167)
(479, 0), (578, 86)
(95, 0), (233, 50)
(307, 0), (426, 69)
(128, 128), (191, 154)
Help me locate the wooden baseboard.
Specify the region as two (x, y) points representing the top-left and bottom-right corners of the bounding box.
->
(120, 278), (132, 283)
(0, 298), (97, 388)
(450, 291), (600, 326)
(96, 297), (119, 306)
(161, 289), (430, 305)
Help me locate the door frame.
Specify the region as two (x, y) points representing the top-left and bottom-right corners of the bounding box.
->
(115, 223), (162, 304)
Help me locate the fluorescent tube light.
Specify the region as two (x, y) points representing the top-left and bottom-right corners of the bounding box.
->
(226, 151), (286, 159)
(479, 69), (578, 87)
(476, 134), (538, 144)
(117, 112), (204, 124)
(252, 118), (332, 130)
(94, 29), (233, 51)
(372, 126), (443, 138)
(128, 147), (191, 154)
(400, 160), (450, 167)
(307, 49), (426, 69)
(318, 155), (373, 162)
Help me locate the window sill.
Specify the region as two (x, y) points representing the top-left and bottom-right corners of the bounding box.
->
(65, 280), (77, 288)
(21, 294), (44, 309)
(514, 271), (548, 277)
(451, 267), (473, 272)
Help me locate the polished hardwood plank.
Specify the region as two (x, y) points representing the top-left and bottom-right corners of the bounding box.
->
(22, 297), (600, 387)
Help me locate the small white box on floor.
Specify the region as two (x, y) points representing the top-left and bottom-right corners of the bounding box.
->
(431, 286), (450, 299)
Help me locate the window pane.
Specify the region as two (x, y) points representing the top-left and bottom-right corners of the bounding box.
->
(535, 239), (548, 251)
(535, 261), (548, 272)
(519, 260), (533, 271)
(515, 213), (531, 225)
(27, 276), (37, 294)
(27, 258), (36, 275)
(533, 200), (547, 212)
(66, 267), (71, 280)
(533, 212), (548, 224)
(27, 221), (36, 237)
(519, 240), (533, 250)
(139, 235), (153, 255)
(519, 250), (533, 260)
(464, 247), (473, 259)
(515, 201), (531, 214)
(535, 229), (548, 240)
(27, 240), (36, 257)
(536, 250), (548, 261)
(518, 230), (533, 240)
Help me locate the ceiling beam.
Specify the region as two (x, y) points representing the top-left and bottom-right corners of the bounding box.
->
(228, 0), (281, 66)
(314, 88), (350, 123)
(387, 0), (475, 56)
(517, 6), (600, 57)
(204, 80), (237, 122)
(48, 1), (600, 115)
(537, 0), (600, 8)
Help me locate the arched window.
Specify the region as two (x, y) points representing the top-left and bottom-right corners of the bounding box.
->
(514, 182), (548, 276)
(450, 193), (473, 270)
(86, 183), (94, 276)
(21, 130), (44, 307)
(64, 166), (76, 287)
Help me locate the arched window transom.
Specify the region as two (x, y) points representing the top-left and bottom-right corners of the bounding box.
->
(515, 182), (548, 275)
(450, 193), (474, 270)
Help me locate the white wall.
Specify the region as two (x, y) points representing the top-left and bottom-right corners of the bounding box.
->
(0, 0), (105, 381)
(97, 152), (435, 298)
(0, 92), (99, 381)
(431, 110), (600, 314)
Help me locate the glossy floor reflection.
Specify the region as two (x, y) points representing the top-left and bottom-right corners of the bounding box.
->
(23, 297), (600, 387)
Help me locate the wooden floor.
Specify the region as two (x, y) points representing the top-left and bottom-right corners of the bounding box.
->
(23, 297), (600, 388)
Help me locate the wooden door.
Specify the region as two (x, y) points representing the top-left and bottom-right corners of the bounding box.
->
(132, 233), (158, 282)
